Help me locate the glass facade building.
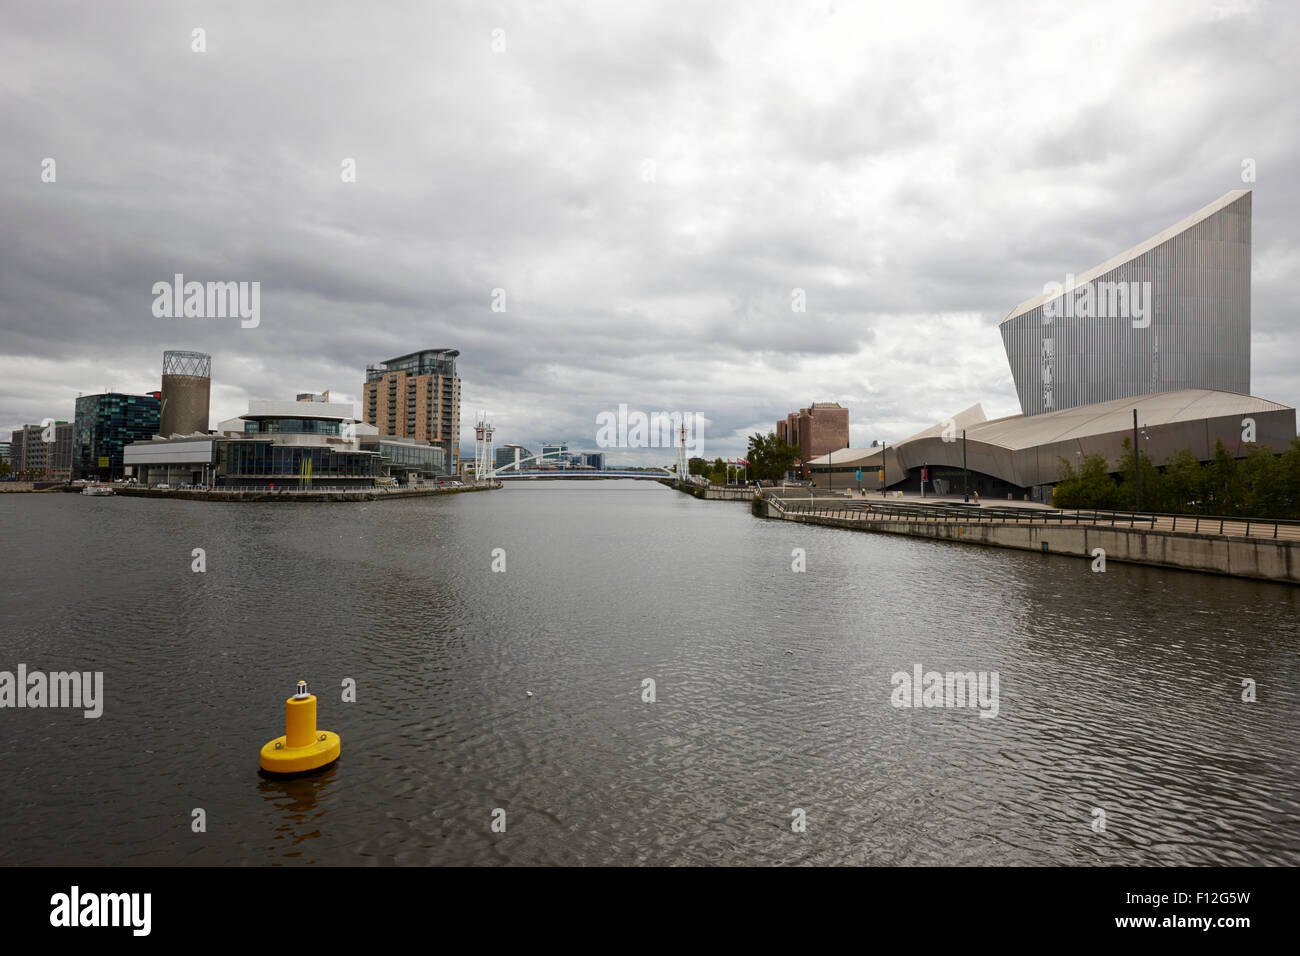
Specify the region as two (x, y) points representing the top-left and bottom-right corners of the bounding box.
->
(244, 418), (342, 435)
(365, 351), (458, 380)
(73, 393), (162, 479)
(1000, 190), (1251, 417)
(374, 440), (445, 477)
(126, 398), (450, 487)
(220, 443), (376, 483)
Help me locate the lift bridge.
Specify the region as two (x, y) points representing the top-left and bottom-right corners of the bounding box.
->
(473, 413), (688, 481)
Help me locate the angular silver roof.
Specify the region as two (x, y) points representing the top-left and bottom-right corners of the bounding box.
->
(809, 389), (1291, 468)
(963, 389), (1288, 451)
(1002, 190), (1251, 324)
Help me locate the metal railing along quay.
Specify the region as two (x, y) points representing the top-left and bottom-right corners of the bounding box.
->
(764, 494), (1300, 542)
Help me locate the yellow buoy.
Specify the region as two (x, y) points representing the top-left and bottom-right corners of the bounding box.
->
(259, 680), (341, 774)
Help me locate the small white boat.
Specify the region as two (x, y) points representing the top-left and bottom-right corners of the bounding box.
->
(80, 484), (115, 496)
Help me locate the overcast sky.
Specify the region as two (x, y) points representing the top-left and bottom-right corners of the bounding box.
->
(2, 0), (1297, 464)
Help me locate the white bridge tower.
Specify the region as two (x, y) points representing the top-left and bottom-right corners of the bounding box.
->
(474, 413), (495, 481)
(677, 421), (691, 482)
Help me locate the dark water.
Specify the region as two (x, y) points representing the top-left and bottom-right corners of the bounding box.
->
(1, 482), (1297, 866)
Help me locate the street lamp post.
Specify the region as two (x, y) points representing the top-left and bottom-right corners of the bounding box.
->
(1133, 408), (1140, 512)
(882, 441), (887, 497)
(963, 429), (969, 502)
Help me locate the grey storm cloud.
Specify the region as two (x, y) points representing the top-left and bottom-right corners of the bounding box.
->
(1, 0), (1297, 464)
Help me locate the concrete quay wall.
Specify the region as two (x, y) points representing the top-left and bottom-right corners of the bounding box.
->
(67, 483), (501, 503)
(660, 479), (756, 500)
(760, 503), (1300, 585)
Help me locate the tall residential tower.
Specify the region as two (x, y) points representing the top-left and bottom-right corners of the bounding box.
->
(363, 349), (460, 474)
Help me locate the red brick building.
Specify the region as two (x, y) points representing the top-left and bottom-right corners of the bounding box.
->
(777, 402), (849, 478)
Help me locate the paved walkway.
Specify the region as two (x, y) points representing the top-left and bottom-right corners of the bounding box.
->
(770, 496), (1300, 542)
(837, 489), (1057, 509)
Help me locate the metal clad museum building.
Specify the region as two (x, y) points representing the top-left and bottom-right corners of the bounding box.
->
(809, 190), (1296, 498)
(1000, 190), (1252, 417)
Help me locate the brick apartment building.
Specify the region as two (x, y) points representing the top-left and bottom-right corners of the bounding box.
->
(362, 349), (461, 475)
(777, 402), (849, 478)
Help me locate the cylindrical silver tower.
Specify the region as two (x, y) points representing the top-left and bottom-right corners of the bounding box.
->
(161, 350), (212, 436)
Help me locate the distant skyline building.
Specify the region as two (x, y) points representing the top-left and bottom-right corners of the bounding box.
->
(488, 442), (604, 471)
(50, 422), (73, 479)
(1001, 190), (1252, 417)
(16, 426), (47, 476)
(8, 422), (73, 479)
(495, 443), (532, 471)
(7, 430), (21, 474)
(73, 393), (161, 480)
(363, 349), (460, 474)
(777, 403), (849, 478)
(537, 441), (569, 468)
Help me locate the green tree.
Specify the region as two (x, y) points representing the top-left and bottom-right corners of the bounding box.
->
(1116, 437), (1164, 512)
(1161, 448), (1203, 513)
(1060, 439), (1300, 519)
(1051, 457), (1081, 507)
(1202, 440), (1241, 515)
(1052, 453), (1123, 510)
(745, 431), (798, 483)
(707, 456), (727, 485)
(1277, 438), (1300, 518)
(1076, 453), (1123, 510)
(1238, 444), (1282, 518)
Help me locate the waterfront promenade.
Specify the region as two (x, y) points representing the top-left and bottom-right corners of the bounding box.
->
(770, 495), (1300, 542)
(757, 491), (1300, 583)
